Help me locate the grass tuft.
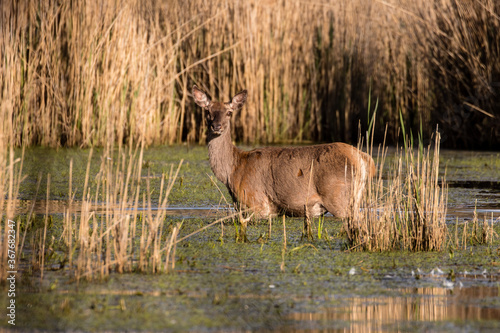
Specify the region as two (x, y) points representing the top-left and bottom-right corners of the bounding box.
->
(344, 128), (448, 252)
(61, 138), (184, 280)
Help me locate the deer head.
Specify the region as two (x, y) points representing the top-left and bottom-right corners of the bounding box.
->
(192, 85), (247, 136)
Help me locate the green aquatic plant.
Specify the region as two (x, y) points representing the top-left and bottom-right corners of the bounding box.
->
(317, 215), (325, 240)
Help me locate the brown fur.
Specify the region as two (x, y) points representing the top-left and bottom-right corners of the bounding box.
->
(193, 85), (375, 219)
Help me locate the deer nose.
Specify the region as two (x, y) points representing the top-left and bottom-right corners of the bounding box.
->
(211, 124), (222, 132)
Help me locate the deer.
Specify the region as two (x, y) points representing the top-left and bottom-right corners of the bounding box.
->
(192, 85), (375, 241)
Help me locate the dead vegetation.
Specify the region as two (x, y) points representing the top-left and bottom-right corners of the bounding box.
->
(344, 126), (449, 251)
(1, 0), (499, 148)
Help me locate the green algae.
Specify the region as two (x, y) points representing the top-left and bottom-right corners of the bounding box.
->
(8, 216), (500, 331)
(18, 145), (229, 207)
(5, 145), (500, 332)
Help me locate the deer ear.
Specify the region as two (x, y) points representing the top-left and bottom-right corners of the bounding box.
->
(192, 85), (211, 108)
(229, 90), (247, 110)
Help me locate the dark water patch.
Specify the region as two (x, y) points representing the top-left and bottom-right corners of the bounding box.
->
(447, 180), (500, 191)
(447, 206), (500, 220)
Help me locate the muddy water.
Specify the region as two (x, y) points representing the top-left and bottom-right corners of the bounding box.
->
(6, 146), (500, 332)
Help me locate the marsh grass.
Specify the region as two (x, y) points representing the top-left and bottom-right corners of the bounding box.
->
(0, 145), (24, 281)
(450, 211), (498, 252)
(2, 0), (499, 148)
(60, 139), (185, 280)
(344, 127), (448, 251)
(468, 208), (498, 246)
(56, 139), (244, 280)
(0, 98), (25, 280)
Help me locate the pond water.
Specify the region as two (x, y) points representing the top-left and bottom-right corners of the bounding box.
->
(285, 286), (500, 332)
(3, 146), (500, 332)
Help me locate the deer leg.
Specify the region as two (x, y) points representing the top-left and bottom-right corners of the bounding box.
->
(239, 218), (248, 243)
(267, 216), (272, 241)
(237, 209), (253, 243)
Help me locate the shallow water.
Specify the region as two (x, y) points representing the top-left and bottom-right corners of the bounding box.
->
(286, 286), (500, 332)
(4, 146), (500, 332)
(16, 199), (229, 218)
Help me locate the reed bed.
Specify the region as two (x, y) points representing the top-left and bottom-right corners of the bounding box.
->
(1, 0), (499, 149)
(61, 140), (184, 280)
(0, 143), (24, 281)
(344, 129), (448, 251)
(464, 210), (499, 247)
(0, 66), (25, 278)
(19, 138), (247, 281)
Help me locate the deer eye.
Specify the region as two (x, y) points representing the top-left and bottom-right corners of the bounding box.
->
(226, 111), (233, 117)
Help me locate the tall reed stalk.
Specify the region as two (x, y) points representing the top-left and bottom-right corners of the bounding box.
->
(0, 78), (25, 280)
(63, 139), (183, 280)
(0, 145), (24, 281)
(344, 129), (448, 251)
(2, 0), (498, 149)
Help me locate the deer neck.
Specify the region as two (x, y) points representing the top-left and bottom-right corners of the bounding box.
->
(207, 128), (240, 187)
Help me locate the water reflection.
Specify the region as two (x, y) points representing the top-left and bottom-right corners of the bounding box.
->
(288, 286), (500, 331)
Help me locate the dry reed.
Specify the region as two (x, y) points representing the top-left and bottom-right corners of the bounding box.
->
(0, 120), (25, 281)
(469, 208), (499, 246)
(58, 136), (242, 280)
(344, 129), (448, 251)
(1, 0), (498, 149)
(62, 138), (184, 280)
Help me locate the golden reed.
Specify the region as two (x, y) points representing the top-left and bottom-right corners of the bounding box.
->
(1, 0), (499, 148)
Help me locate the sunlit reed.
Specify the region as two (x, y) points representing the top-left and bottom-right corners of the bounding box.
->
(61, 139), (184, 280)
(2, 0), (498, 148)
(344, 129), (448, 251)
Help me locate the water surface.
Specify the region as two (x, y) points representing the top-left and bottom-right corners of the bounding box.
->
(4, 146), (500, 332)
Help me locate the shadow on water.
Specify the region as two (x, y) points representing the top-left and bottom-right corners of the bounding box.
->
(448, 180), (500, 191)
